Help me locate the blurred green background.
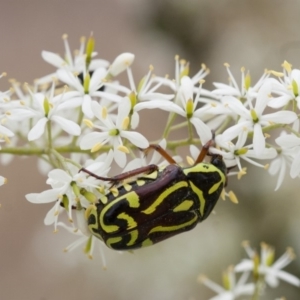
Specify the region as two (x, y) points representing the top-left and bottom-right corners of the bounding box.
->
(0, 1), (299, 299)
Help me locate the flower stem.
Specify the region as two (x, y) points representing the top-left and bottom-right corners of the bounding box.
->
(251, 277), (265, 300)
(163, 111), (177, 139)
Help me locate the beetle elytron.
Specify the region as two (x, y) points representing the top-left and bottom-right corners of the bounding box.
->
(80, 138), (227, 251)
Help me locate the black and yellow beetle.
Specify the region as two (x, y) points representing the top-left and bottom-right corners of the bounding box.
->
(80, 138), (227, 250)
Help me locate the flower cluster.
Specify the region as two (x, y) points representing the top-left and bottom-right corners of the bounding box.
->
(0, 34), (300, 273)
(199, 241), (300, 300)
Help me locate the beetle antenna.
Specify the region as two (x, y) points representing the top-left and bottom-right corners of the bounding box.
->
(194, 132), (215, 165)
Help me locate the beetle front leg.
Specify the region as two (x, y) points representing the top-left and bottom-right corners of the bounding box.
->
(143, 144), (177, 164)
(194, 133), (216, 165)
(80, 164), (159, 185)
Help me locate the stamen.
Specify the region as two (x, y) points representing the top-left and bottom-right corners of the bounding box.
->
(186, 155), (194, 166)
(282, 60), (292, 73)
(117, 145), (129, 153)
(91, 142), (102, 153)
(101, 106), (108, 119)
(83, 119), (94, 129)
(228, 190), (238, 204)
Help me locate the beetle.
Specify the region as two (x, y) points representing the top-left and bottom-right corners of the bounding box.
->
(80, 138), (227, 250)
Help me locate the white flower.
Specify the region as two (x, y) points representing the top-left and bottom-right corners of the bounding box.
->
(101, 66), (174, 128)
(135, 76), (213, 144)
(198, 266), (254, 300)
(80, 101), (149, 168)
(268, 61), (300, 109)
(75, 150), (115, 196)
(222, 82), (297, 155)
(213, 130), (277, 171)
(0, 73), (14, 110)
(0, 119), (14, 141)
(272, 132), (300, 179)
(57, 210), (108, 268)
(0, 175), (7, 186)
(268, 132), (297, 189)
(26, 150), (114, 228)
(235, 241), (300, 288)
(36, 34), (109, 85)
(10, 83), (81, 141)
(26, 168), (77, 230)
(212, 64), (269, 100)
(108, 52), (135, 77)
(56, 67), (109, 118)
(153, 55), (210, 93)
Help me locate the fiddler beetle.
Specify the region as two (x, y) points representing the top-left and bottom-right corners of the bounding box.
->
(80, 138), (227, 250)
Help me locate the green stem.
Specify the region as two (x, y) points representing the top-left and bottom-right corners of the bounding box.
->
(47, 121), (52, 149)
(71, 109), (84, 147)
(251, 277), (265, 300)
(247, 123), (300, 138)
(0, 146), (101, 155)
(166, 138), (201, 150)
(46, 121), (58, 167)
(163, 112), (177, 139)
(170, 121), (188, 131)
(187, 119), (194, 141)
(215, 116), (232, 136)
(50, 149), (68, 170)
(0, 138), (204, 156)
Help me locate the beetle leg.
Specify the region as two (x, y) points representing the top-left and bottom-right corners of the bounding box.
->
(193, 133), (216, 165)
(143, 144), (177, 164)
(110, 164), (159, 183)
(80, 164), (159, 185)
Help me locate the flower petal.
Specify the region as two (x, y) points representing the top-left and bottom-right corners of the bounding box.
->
(42, 51), (65, 68)
(190, 117), (212, 144)
(253, 123), (265, 156)
(121, 131), (149, 148)
(80, 132), (109, 150)
(262, 111), (297, 124)
(28, 117), (48, 141)
(51, 115), (81, 136)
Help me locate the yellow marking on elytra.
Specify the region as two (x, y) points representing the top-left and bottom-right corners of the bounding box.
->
(126, 230), (139, 246)
(185, 163), (226, 195)
(189, 181), (205, 216)
(87, 207), (104, 241)
(142, 238), (153, 248)
(100, 192), (140, 233)
(149, 214), (198, 234)
(117, 212), (137, 230)
(142, 181), (188, 215)
(208, 181), (223, 194)
(106, 236), (123, 248)
(173, 200), (194, 212)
